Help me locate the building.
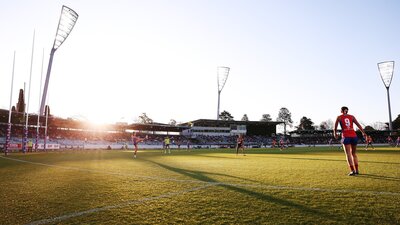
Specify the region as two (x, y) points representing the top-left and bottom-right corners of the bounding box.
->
(179, 119), (282, 138)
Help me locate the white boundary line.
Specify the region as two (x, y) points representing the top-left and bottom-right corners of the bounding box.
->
(1, 155), (399, 196)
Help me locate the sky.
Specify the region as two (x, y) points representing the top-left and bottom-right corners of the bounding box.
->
(1, 0), (399, 130)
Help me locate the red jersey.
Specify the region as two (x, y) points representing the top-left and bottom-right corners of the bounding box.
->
(338, 114), (357, 138)
(132, 136), (140, 145)
(237, 136), (244, 145)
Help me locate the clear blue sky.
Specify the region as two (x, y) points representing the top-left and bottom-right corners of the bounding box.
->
(1, 0), (399, 130)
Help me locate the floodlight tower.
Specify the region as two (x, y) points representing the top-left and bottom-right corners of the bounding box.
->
(40, 5), (78, 115)
(217, 66), (230, 120)
(377, 61), (395, 132)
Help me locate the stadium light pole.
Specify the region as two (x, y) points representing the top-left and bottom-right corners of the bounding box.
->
(40, 5), (78, 115)
(217, 66), (230, 120)
(377, 61), (395, 132)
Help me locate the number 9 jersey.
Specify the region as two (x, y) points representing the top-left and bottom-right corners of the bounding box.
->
(338, 114), (357, 138)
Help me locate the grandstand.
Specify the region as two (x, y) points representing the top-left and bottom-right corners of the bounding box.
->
(179, 119), (281, 137)
(1, 108), (397, 151)
(0, 108), (285, 150)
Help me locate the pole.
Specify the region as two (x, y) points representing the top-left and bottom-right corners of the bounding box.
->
(386, 87), (393, 132)
(216, 66), (230, 121)
(5, 51), (16, 155)
(217, 91), (221, 120)
(23, 31), (35, 153)
(44, 106), (49, 151)
(40, 48), (56, 115)
(36, 48), (45, 151)
(377, 61), (395, 133)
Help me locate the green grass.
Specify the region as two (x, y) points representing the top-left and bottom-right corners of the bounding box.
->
(0, 147), (399, 224)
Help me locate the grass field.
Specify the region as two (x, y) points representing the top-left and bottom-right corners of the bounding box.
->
(0, 146), (399, 225)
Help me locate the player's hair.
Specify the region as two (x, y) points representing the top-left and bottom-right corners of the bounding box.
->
(341, 106), (348, 113)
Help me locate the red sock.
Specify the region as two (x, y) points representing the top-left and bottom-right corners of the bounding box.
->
(355, 165), (359, 172)
(349, 165), (355, 171)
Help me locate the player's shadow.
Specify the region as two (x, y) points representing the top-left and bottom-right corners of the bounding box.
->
(361, 160), (400, 165)
(266, 156), (343, 163)
(141, 158), (258, 183)
(358, 173), (400, 182)
(194, 154), (239, 159)
(266, 156), (400, 165)
(145, 159), (336, 221)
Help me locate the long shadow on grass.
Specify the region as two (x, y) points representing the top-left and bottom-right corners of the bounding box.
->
(267, 156), (344, 163)
(194, 154), (239, 159)
(141, 158), (259, 183)
(358, 174), (400, 182)
(266, 156), (400, 165)
(144, 159), (337, 222)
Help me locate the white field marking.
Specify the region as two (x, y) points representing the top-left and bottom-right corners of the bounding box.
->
(1, 155), (400, 196)
(26, 183), (215, 225)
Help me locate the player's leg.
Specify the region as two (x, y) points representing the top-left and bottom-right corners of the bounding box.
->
(351, 144), (359, 174)
(134, 144), (138, 158)
(343, 143), (356, 175)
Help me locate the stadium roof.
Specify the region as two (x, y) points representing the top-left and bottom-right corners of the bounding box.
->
(178, 119), (282, 127)
(0, 108), (282, 134)
(128, 123), (188, 132)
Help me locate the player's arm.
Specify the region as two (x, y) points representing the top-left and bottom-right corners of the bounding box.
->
(333, 116), (340, 139)
(353, 116), (366, 138)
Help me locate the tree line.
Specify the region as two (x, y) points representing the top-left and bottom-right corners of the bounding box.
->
(218, 108), (400, 134)
(135, 108), (400, 134)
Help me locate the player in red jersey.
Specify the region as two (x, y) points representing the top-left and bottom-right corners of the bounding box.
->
(333, 106), (367, 176)
(271, 139), (277, 148)
(279, 138), (285, 150)
(396, 136), (400, 147)
(365, 135), (374, 150)
(386, 136), (393, 146)
(131, 132), (146, 158)
(236, 134), (245, 156)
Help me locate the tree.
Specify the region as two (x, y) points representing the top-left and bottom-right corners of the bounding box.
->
(393, 114), (400, 130)
(276, 107), (293, 135)
(296, 116), (315, 131)
(372, 122), (387, 130)
(45, 105), (51, 116)
(16, 89), (25, 113)
(260, 114), (272, 122)
(169, 119), (177, 126)
(137, 113), (153, 124)
(319, 119), (333, 130)
(364, 125), (375, 131)
(219, 110), (234, 121)
(241, 114), (249, 121)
